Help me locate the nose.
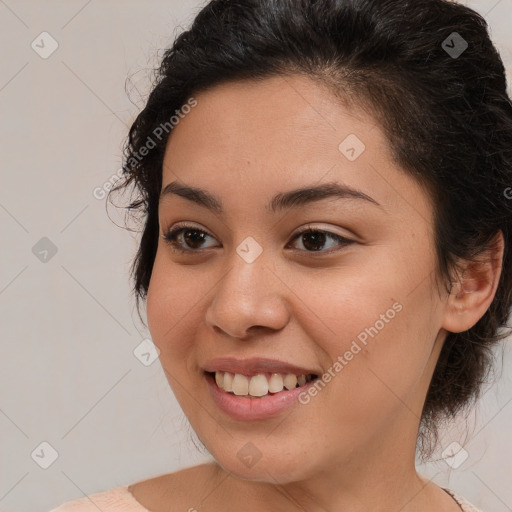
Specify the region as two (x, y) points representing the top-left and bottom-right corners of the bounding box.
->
(204, 252), (291, 340)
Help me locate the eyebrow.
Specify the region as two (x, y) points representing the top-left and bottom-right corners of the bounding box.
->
(159, 180), (382, 214)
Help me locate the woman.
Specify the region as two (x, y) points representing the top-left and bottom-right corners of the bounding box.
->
(50, 0), (512, 510)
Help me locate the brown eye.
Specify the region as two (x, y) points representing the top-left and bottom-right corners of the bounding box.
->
(288, 228), (354, 254)
(163, 226), (217, 252)
(299, 231), (328, 251)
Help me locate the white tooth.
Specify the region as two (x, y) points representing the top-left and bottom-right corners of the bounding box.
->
(222, 372), (233, 392)
(283, 374), (298, 390)
(249, 374), (269, 397)
(219, 371), (304, 395)
(268, 373), (284, 393)
(232, 374), (249, 395)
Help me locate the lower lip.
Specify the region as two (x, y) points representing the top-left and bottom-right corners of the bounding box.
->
(204, 372), (317, 421)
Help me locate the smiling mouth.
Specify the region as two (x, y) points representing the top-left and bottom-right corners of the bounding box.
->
(206, 371), (319, 398)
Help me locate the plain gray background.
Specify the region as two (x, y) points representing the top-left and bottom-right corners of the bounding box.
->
(1, 1), (511, 511)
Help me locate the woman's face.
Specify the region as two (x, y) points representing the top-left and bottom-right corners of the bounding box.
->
(146, 74), (450, 484)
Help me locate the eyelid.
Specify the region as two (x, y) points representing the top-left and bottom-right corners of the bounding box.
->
(166, 220), (213, 234)
(165, 221), (355, 240)
(290, 222), (355, 240)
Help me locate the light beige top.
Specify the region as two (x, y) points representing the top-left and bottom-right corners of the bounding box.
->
(48, 485), (484, 512)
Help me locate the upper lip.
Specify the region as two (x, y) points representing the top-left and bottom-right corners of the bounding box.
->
(202, 357), (320, 376)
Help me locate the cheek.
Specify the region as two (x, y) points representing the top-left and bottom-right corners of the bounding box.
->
(146, 259), (207, 416)
(146, 257), (168, 347)
(308, 252), (436, 418)
(146, 253), (199, 361)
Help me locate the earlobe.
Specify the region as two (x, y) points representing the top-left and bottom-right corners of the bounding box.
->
(442, 231), (504, 333)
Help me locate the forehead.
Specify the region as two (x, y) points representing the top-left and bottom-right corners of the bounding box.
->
(161, 74), (432, 225)
(164, 74), (379, 172)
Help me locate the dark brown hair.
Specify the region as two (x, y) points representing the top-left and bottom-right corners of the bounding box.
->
(111, 0), (512, 459)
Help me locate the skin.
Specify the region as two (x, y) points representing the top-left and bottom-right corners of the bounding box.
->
(129, 74), (504, 512)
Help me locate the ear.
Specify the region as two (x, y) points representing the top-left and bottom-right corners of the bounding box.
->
(442, 231), (505, 334)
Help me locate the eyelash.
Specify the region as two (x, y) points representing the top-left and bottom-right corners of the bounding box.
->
(162, 223), (354, 255)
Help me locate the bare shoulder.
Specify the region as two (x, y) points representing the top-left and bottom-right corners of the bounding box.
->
(128, 462), (221, 511)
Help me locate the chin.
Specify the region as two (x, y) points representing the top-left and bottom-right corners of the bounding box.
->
(211, 448), (312, 485)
